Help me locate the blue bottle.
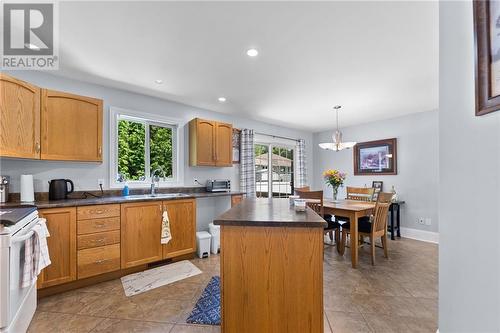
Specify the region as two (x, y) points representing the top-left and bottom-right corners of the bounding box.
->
(122, 182), (129, 196)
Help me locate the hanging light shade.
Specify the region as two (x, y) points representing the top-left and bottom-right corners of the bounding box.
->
(319, 105), (356, 151)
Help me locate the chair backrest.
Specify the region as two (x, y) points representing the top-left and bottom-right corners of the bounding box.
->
(294, 186), (310, 195)
(296, 190), (324, 216)
(346, 186), (375, 202)
(371, 192), (393, 233)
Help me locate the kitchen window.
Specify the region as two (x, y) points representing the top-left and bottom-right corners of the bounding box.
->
(110, 107), (180, 188)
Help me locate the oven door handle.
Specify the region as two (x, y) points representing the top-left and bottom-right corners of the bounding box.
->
(11, 230), (35, 244)
(10, 218), (44, 244)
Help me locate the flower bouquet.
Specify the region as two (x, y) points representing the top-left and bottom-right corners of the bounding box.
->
(323, 169), (346, 202)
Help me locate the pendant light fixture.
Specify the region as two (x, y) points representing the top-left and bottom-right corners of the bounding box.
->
(318, 105), (356, 151)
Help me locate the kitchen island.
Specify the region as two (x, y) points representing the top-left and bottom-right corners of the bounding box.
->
(214, 198), (327, 333)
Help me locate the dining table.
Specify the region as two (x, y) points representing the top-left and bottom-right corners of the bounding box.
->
(322, 199), (376, 268)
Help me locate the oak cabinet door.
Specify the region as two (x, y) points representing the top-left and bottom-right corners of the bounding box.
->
(121, 202), (163, 268)
(190, 118), (216, 166)
(38, 207), (77, 289)
(41, 89), (103, 162)
(162, 199), (196, 259)
(216, 122), (233, 166)
(0, 74), (41, 159)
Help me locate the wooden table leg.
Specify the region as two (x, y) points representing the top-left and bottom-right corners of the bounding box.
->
(390, 205), (395, 240)
(396, 204), (401, 238)
(350, 212), (359, 268)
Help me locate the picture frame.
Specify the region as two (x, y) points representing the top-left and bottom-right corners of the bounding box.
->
(372, 181), (383, 201)
(353, 138), (397, 175)
(232, 128), (241, 164)
(474, 0), (500, 116)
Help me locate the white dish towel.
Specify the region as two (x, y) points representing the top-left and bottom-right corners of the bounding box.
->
(161, 210), (172, 244)
(21, 218), (51, 288)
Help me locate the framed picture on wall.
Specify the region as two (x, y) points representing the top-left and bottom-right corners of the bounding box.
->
(232, 128), (241, 164)
(353, 138), (397, 175)
(474, 0), (500, 116)
(372, 181), (383, 200)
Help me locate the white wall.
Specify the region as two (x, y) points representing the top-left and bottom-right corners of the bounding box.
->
(0, 71), (314, 194)
(439, 1), (500, 331)
(313, 110), (439, 233)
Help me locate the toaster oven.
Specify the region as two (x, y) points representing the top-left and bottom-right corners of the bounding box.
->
(206, 179), (231, 192)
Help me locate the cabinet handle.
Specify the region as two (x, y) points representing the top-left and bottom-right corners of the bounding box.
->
(98, 146), (102, 156)
(35, 142), (40, 153)
(95, 258), (110, 264)
(94, 238), (105, 244)
(95, 222), (105, 228)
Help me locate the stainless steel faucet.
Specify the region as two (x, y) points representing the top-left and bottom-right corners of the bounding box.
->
(150, 167), (166, 196)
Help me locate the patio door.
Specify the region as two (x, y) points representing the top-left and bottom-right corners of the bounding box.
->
(255, 143), (294, 198)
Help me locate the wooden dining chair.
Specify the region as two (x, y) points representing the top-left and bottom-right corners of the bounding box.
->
(294, 186), (310, 194)
(337, 187), (376, 227)
(346, 186), (375, 201)
(339, 192), (393, 265)
(295, 190), (340, 245)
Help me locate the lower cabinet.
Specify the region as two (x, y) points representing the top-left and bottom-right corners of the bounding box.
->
(162, 199), (196, 259)
(77, 244), (120, 279)
(37, 198), (198, 288)
(231, 194), (243, 207)
(121, 201), (163, 268)
(38, 207), (77, 289)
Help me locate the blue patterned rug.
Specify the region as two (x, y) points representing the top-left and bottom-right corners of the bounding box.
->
(186, 276), (221, 325)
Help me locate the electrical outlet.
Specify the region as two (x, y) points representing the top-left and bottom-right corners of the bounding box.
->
(425, 218), (432, 226)
(97, 179), (104, 187)
(418, 218), (425, 225)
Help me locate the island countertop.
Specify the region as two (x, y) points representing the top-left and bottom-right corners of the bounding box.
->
(213, 198), (327, 228)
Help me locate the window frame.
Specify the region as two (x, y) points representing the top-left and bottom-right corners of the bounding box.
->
(109, 107), (182, 189)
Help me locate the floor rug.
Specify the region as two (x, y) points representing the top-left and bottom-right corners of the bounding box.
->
(121, 260), (202, 297)
(186, 276), (221, 325)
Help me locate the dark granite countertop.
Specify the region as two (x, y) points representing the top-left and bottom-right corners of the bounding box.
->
(213, 198), (327, 228)
(0, 191), (244, 209)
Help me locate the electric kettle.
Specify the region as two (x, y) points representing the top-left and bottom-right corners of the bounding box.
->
(48, 179), (74, 200)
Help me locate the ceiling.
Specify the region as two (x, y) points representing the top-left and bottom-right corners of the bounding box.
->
(55, 1), (438, 132)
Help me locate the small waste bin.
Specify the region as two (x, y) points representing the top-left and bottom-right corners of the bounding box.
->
(208, 222), (221, 254)
(196, 231), (211, 258)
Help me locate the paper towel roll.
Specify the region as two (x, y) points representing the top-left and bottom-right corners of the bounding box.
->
(20, 175), (35, 202)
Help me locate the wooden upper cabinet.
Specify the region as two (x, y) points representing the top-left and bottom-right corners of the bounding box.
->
(121, 201), (163, 268)
(0, 74), (41, 159)
(162, 199), (196, 259)
(189, 118), (233, 167)
(38, 207), (77, 289)
(41, 89), (103, 162)
(216, 122), (233, 166)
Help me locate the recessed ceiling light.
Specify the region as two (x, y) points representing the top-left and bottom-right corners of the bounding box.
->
(155, 79), (163, 84)
(218, 97), (227, 102)
(246, 49), (259, 57)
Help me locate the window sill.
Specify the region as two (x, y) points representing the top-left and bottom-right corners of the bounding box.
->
(109, 180), (183, 190)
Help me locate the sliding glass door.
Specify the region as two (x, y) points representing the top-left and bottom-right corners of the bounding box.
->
(255, 143), (294, 198)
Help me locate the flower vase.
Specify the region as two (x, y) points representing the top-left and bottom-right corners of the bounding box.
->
(332, 186), (339, 203)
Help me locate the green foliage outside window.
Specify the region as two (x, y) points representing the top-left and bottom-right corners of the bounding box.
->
(117, 119), (174, 181)
(150, 125), (173, 177)
(118, 120), (145, 181)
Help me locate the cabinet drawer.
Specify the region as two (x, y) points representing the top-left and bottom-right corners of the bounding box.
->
(77, 244), (120, 279)
(78, 217), (120, 235)
(77, 230), (120, 250)
(77, 204), (120, 220)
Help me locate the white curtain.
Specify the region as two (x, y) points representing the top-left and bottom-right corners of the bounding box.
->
(295, 139), (307, 188)
(240, 129), (256, 197)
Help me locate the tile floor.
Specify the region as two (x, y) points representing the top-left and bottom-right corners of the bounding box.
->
(29, 237), (438, 333)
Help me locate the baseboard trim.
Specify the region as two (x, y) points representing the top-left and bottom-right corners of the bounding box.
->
(400, 227), (439, 244)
